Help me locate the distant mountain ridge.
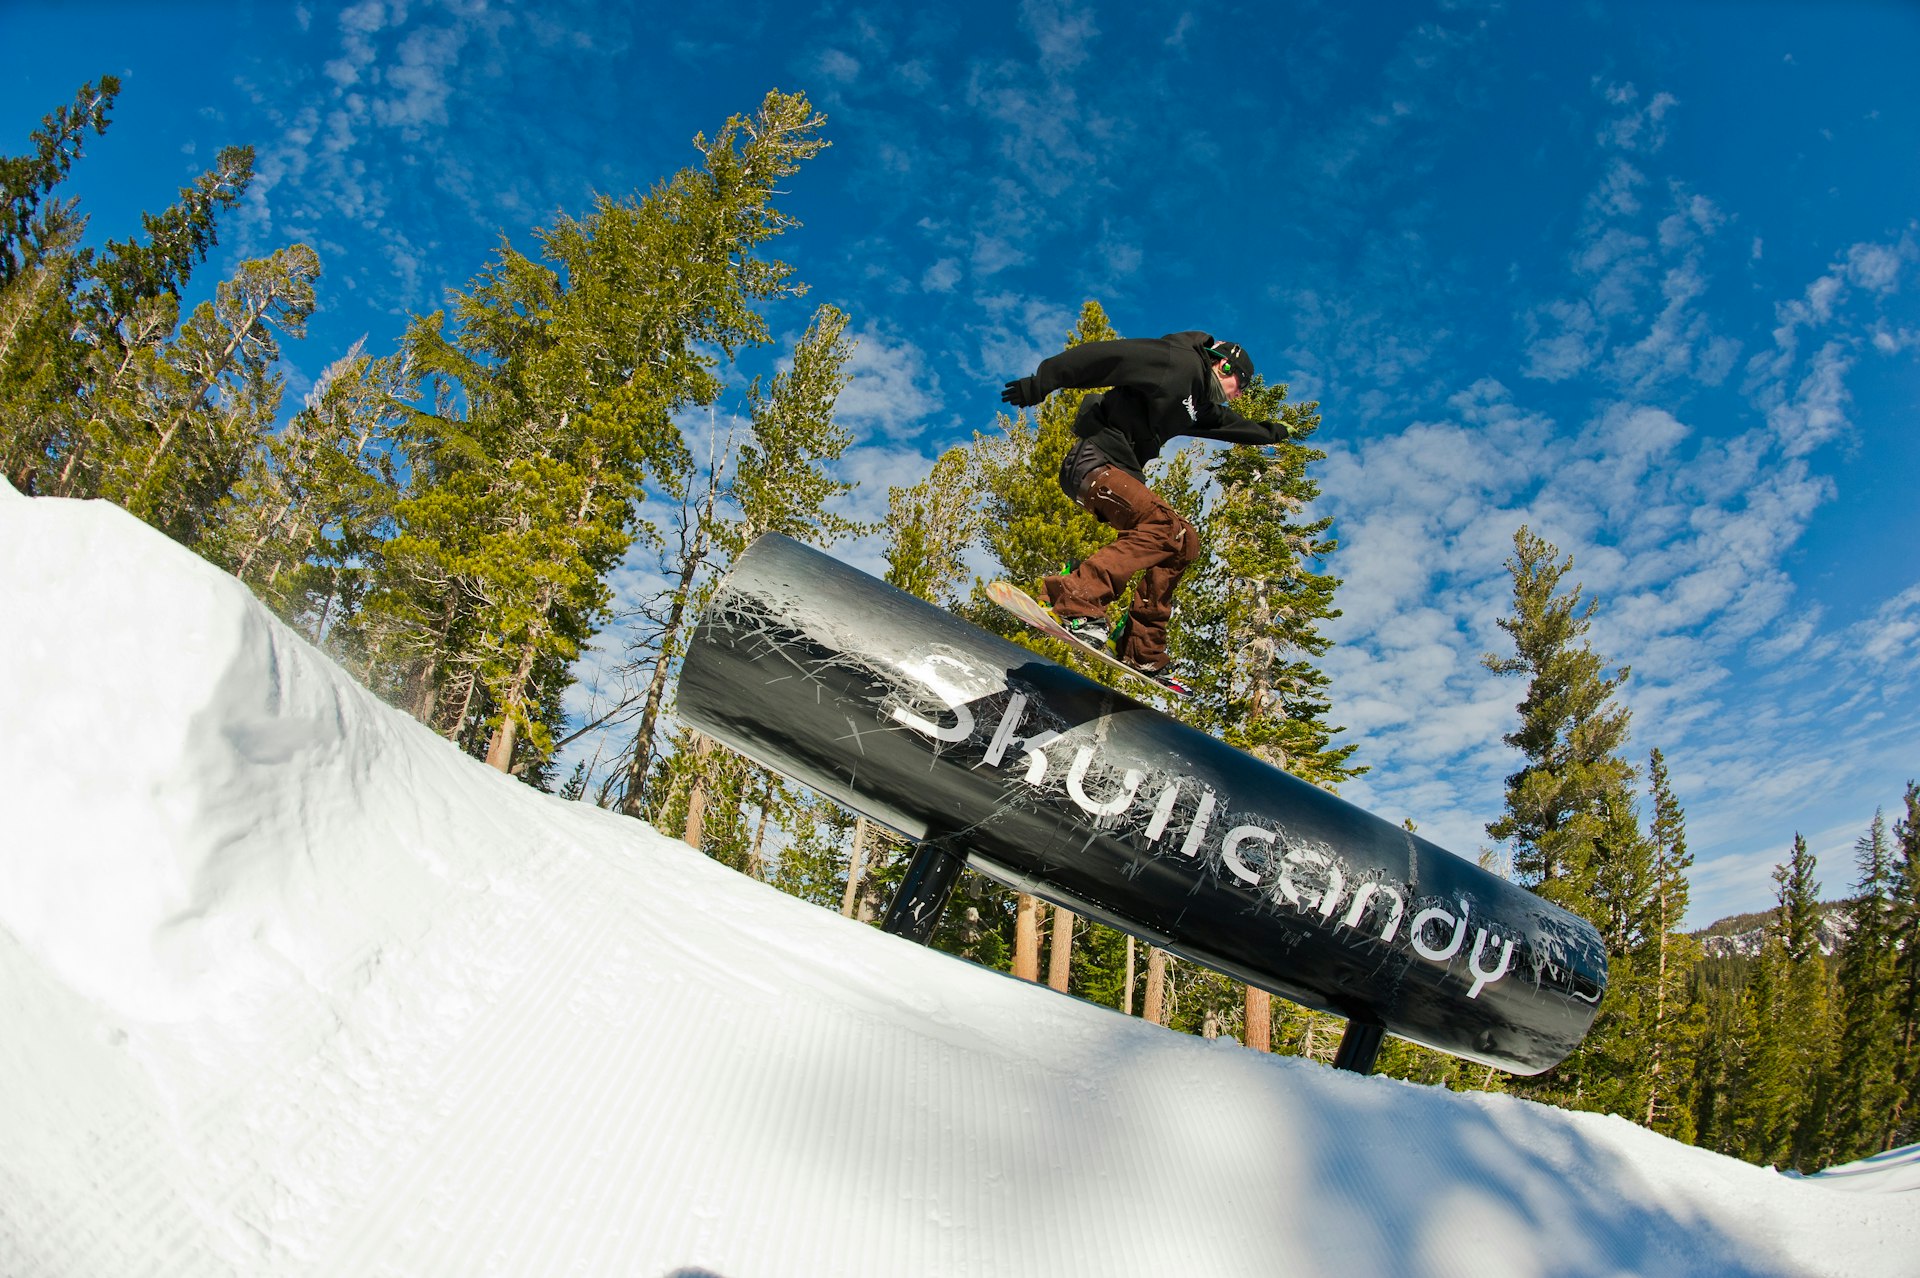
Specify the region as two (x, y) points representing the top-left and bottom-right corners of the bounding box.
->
(1692, 900), (1855, 959)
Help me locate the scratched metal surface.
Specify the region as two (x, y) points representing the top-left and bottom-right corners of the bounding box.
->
(678, 534), (1607, 1075)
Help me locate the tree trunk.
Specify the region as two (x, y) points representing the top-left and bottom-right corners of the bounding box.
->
(682, 734), (715, 851)
(621, 528), (707, 815)
(484, 462), (598, 775)
(1143, 947), (1169, 1024)
(439, 666), (476, 741)
(1048, 906), (1074, 992)
(413, 659), (441, 724)
(484, 628), (543, 772)
(1120, 935), (1136, 1015)
(621, 470), (718, 817)
(233, 489), (298, 582)
(840, 816), (871, 918)
(1012, 893), (1041, 982)
(411, 581), (463, 726)
(1646, 922), (1670, 1127)
(1245, 986), (1272, 1052)
(746, 776), (771, 879)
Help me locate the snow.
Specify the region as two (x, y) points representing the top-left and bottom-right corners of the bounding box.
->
(2, 483), (1914, 1278)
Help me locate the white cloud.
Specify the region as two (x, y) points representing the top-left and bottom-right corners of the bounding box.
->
(1764, 340), (1854, 457)
(1606, 259), (1735, 390)
(1581, 402), (1687, 471)
(325, 0), (396, 86)
(968, 294), (1079, 384)
(1657, 190), (1723, 249)
(971, 230), (1027, 276)
(1871, 324), (1920, 353)
(833, 326), (945, 441)
(1019, 0), (1100, 70)
(815, 48), (861, 84)
(921, 258), (962, 293)
(1574, 226), (1654, 319)
(1851, 583), (1920, 676)
(1594, 83), (1677, 153)
(1845, 241), (1904, 292)
(963, 59), (1103, 201)
(373, 24), (465, 136)
(1588, 157), (1646, 219)
(1522, 299), (1600, 381)
(1523, 92), (1747, 403)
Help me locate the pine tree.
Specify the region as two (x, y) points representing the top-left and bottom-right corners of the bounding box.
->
(0, 76), (117, 290)
(884, 445), (977, 609)
(1637, 748), (1702, 1140)
(88, 145), (257, 329)
(1704, 840), (1833, 1172)
(1483, 527), (1636, 921)
(723, 303), (862, 554)
(614, 438), (725, 816)
(1, 78), (259, 509)
(1171, 386), (1357, 787)
(1774, 835), (1837, 1169)
(1482, 526), (1650, 1112)
(206, 344), (409, 641)
(48, 145), (259, 505)
(0, 76), (117, 492)
(1731, 935), (1791, 1164)
(1826, 808), (1903, 1161)
(1887, 783), (1920, 1148)
(96, 243), (321, 547)
(361, 90), (830, 780)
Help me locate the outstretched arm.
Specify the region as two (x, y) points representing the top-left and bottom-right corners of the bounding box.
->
(1197, 405), (1293, 446)
(1001, 337), (1180, 407)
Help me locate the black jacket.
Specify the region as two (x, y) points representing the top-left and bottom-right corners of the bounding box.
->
(1030, 331), (1290, 482)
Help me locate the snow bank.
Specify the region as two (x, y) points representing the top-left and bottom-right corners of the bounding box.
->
(1, 486), (1913, 1277)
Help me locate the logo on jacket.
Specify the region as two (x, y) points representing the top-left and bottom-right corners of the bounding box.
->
(1183, 394), (1199, 421)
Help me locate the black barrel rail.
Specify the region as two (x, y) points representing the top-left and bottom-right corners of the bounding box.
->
(677, 534), (1608, 1075)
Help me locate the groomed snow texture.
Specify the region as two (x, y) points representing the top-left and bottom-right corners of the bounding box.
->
(2, 485), (1915, 1277)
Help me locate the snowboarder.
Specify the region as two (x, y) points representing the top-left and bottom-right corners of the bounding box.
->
(1000, 331), (1297, 683)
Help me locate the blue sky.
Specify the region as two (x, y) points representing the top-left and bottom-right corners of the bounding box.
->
(8, 0), (1917, 925)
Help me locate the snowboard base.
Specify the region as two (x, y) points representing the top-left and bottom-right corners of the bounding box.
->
(985, 581), (1187, 696)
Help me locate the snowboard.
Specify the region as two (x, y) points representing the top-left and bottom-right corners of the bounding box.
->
(985, 580), (1188, 696)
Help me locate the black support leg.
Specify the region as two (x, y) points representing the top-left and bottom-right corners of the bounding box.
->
(880, 836), (968, 944)
(1332, 1019), (1386, 1075)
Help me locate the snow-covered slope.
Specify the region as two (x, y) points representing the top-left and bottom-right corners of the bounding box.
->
(2, 484), (1914, 1277)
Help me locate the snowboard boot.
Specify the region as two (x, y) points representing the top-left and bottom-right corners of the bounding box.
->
(1112, 615), (1188, 695)
(1062, 614), (1111, 646)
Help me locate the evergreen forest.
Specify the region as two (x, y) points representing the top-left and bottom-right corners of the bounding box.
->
(5, 79), (1916, 1175)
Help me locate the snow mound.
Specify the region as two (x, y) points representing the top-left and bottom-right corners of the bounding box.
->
(2, 486), (1914, 1277)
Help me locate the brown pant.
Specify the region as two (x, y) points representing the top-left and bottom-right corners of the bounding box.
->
(1043, 465), (1196, 670)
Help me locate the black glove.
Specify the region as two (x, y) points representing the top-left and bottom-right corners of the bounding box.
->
(1000, 376), (1043, 407)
